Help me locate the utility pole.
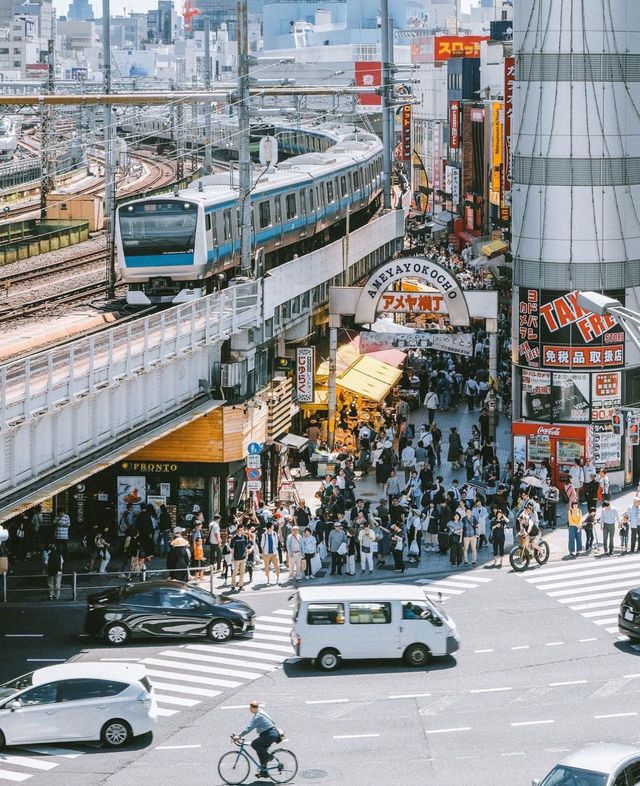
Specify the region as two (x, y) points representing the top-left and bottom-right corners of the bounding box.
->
(176, 102), (185, 180)
(380, 0), (392, 211)
(103, 0), (117, 299)
(203, 18), (213, 175)
(40, 38), (55, 218)
(237, 0), (252, 274)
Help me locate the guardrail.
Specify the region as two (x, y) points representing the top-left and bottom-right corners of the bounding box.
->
(1, 564), (218, 603)
(0, 280), (261, 438)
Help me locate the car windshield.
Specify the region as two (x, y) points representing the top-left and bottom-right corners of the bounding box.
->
(187, 585), (216, 604)
(119, 200), (198, 256)
(539, 765), (607, 786)
(0, 671), (34, 700)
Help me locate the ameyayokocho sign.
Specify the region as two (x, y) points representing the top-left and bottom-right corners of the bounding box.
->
(517, 288), (625, 369)
(378, 291), (446, 314)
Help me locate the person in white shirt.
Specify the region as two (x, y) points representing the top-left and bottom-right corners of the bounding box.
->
(423, 390), (439, 425)
(401, 441), (417, 483)
(626, 496), (640, 553)
(568, 459), (584, 498)
(599, 501), (620, 556)
(285, 526), (304, 581)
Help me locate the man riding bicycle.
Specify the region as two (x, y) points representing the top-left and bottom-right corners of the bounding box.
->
(233, 701), (280, 779)
(519, 512), (542, 553)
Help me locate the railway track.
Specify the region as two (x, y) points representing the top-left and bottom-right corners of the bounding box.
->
(0, 250), (107, 289)
(0, 280), (115, 323)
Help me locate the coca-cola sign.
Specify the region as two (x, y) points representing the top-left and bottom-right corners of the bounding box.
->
(536, 426), (560, 437)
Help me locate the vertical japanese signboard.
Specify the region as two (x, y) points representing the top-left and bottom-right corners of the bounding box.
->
(489, 101), (503, 206)
(449, 100), (460, 149)
(401, 104), (412, 162)
(296, 347), (315, 403)
(503, 56), (515, 197)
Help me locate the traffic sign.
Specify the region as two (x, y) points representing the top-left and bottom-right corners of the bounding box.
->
(247, 480), (262, 491)
(246, 455), (261, 469)
(246, 467), (262, 481)
(247, 442), (262, 455)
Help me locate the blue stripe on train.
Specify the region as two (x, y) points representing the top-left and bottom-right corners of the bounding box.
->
(124, 252), (194, 267)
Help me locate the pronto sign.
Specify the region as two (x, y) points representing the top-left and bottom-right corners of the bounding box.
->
(354, 257), (470, 326)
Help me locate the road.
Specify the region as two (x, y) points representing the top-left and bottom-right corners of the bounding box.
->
(2, 554), (640, 785)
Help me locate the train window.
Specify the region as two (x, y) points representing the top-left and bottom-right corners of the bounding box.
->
(316, 185), (322, 206)
(205, 214), (211, 231)
(259, 201), (271, 228)
(353, 171), (359, 189)
(286, 194), (296, 220)
(326, 181), (334, 202)
(223, 209), (233, 240)
(309, 189), (314, 211)
(300, 190), (307, 214)
(274, 196), (282, 223)
(334, 178), (340, 200)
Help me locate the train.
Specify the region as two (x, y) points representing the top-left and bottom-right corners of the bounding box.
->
(115, 122), (384, 305)
(0, 117), (18, 162)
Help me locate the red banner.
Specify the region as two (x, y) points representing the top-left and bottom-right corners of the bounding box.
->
(503, 56), (515, 194)
(434, 35), (488, 62)
(355, 61), (381, 106)
(401, 104), (411, 162)
(449, 100), (460, 149)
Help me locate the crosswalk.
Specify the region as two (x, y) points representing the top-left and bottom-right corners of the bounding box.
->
(525, 554), (640, 634)
(0, 610), (294, 783)
(416, 571), (494, 601)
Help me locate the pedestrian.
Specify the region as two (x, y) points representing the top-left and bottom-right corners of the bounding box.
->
(358, 522), (375, 574)
(564, 479), (578, 509)
(191, 520), (205, 580)
(448, 427), (463, 470)
(372, 518), (388, 567)
(166, 527), (191, 582)
(461, 509), (478, 566)
(302, 527), (317, 580)
(286, 525), (304, 582)
(627, 497), (640, 553)
(582, 508), (596, 553)
(230, 524), (249, 591)
(137, 504), (156, 557)
(620, 513), (630, 555)
(567, 501), (583, 558)
(328, 521), (347, 576)
(597, 468), (610, 505)
(391, 525), (406, 573)
(28, 505), (43, 557)
(246, 529), (256, 584)
(401, 440), (417, 483)
(46, 543), (63, 600)
(345, 527), (357, 576)
(96, 530), (111, 573)
(447, 512), (463, 566)
(478, 407), (489, 444)
(473, 498), (489, 549)
(545, 482), (559, 528)
(464, 377), (478, 412)
(599, 500), (619, 556)
(384, 469), (404, 507)
(221, 532), (233, 585)
(583, 458), (598, 508)
(260, 522), (280, 585)
(157, 504), (172, 557)
(569, 459), (584, 502)
(423, 388), (439, 425)
(53, 509), (70, 559)
(490, 509), (507, 568)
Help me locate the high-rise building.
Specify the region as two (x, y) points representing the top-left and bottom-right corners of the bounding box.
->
(0, 0), (14, 29)
(67, 0), (93, 21)
(511, 0), (640, 487)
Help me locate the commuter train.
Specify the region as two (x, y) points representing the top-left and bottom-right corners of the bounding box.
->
(0, 117), (18, 162)
(116, 122), (384, 305)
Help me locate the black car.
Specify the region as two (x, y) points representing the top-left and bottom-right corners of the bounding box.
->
(85, 580), (255, 646)
(619, 588), (640, 642)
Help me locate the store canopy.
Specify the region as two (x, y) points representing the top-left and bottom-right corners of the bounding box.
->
(278, 433), (309, 451)
(481, 239), (509, 259)
(315, 341), (360, 381)
(337, 354), (403, 403)
(350, 335), (406, 368)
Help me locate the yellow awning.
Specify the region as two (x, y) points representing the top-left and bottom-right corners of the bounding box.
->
(481, 239), (508, 258)
(337, 355), (403, 403)
(315, 342), (360, 382)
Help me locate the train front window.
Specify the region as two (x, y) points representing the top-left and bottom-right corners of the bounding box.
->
(120, 201), (197, 256)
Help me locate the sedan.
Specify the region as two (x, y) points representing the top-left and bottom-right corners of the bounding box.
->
(619, 587), (640, 642)
(533, 743), (640, 785)
(0, 662), (156, 748)
(85, 580), (255, 646)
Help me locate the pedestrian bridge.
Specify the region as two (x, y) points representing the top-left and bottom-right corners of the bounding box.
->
(0, 208), (405, 522)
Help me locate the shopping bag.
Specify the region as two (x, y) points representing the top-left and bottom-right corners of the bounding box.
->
(318, 542), (327, 560)
(504, 526), (514, 549)
(311, 553), (322, 575)
(409, 540), (420, 557)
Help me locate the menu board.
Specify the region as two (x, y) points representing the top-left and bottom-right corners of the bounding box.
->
(591, 372), (621, 422)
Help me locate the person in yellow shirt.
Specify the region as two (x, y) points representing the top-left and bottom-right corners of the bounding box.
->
(567, 501), (583, 557)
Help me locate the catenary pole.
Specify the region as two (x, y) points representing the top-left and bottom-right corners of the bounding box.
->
(237, 0), (252, 274)
(103, 0), (117, 299)
(380, 0), (392, 210)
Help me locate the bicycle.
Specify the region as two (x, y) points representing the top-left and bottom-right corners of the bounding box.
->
(509, 530), (550, 572)
(218, 736), (298, 784)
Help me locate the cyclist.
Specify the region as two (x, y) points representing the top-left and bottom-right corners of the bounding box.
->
(519, 511), (541, 553)
(233, 701), (279, 779)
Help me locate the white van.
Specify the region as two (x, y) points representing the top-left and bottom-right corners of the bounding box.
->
(291, 585), (459, 671)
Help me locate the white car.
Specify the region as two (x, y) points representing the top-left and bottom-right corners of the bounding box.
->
(0, 662), (157, 748)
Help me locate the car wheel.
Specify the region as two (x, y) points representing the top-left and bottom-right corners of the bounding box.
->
(104, 622), (130, 646)
(403, 643), (431, 667)
(316, 648), (340, 671)
(101, 719), (132, 748)
(208, 619), (233, 642)
(0, 730), (6, 749)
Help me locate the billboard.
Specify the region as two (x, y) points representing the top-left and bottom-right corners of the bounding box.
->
(517, 288), (626, 369)
(401, 104), (412, 162)
(489, 101), (503, 206)
(355, 61), (382, 106)
(449, 100), (460, 149)
(295, 347), (315, 403)
(359, 331), (473, 357)
(503, 56), (515, 196)
(433, 35), (488, 61)
(411, 36), (435, 64)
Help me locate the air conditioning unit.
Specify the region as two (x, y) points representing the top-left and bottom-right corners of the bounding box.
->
(220, 361), (244, 388)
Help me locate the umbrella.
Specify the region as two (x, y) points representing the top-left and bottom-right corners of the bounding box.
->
(522, 475), (543, 488)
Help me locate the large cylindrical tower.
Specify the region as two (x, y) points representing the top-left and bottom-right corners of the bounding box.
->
(511, 0), (640, 487)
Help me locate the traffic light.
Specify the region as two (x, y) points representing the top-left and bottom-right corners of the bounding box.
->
(612, 413), (622, 436)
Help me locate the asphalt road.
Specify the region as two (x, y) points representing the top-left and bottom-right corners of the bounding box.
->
(2, 559), (640, 786)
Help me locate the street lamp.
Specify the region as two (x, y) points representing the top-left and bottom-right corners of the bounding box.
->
(578, 291), (640, 353)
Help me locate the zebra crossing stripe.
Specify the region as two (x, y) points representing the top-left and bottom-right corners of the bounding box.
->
(527, 554), (640, 579)
(153, 694), (201, 707)
(226, 640), (293, 655)
(20, 748), (83, 758)
(0, 770), (31, 782)
(271, 609), (293, 616)
(142, 656), (263, 680)
(148, 680), (221, 698)
(144, 668), (241, 689)
(183, 644), (285, 663)
(535, 569), (640, 591)
(255, 616), (294, 625)
(254, 623), (293, 634)
(251, 633), (292, 644)
(547, 579), (636, 598)
(155, 707), (179, 717)
(171, 647), (276, 671)
(0, 757), (57, 771)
